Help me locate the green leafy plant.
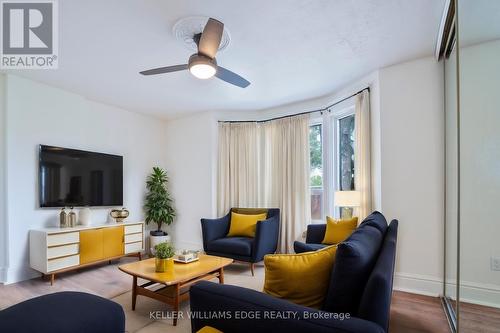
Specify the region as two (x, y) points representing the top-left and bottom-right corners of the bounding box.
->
(144, 167), (176, 235)
(155, 242), (175, 259)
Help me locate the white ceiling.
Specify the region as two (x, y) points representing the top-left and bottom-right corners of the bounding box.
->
(4, 0), (445, 119)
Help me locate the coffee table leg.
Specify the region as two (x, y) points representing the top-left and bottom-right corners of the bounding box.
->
(219, 267), (224, 284)
(173, 284), (179, 326)
(132, 276), (137, 310)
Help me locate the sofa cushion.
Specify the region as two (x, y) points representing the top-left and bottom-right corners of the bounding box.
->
(263, 245), (337, 309)
(227, 212), (268, 237)
(358, 211), (388, 234)
(322, 224), (384, 315)
(208, 237), (254, 256)
(322, 216), (358, 245)
(358, 220), (398, 332)
(293, 241), (328, 253)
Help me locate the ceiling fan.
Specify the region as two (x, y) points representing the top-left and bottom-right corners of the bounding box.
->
(140, 18), (250, 88)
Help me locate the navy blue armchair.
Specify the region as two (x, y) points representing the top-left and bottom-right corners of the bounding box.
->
(201, 208), (280, 276)
(191, 212), (398, 333)
(294, 223), (329, 253)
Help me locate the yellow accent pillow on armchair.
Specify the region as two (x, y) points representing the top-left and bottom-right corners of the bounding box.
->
(322, 216), (358, 245)
(227, 212), (267, 238)
(263, 245), (337, 309)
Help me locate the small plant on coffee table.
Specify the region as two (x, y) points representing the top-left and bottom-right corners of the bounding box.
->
(155, 242), (175, 259)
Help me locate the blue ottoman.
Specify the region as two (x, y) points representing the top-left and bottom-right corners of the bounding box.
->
(0, 291), (125, 333)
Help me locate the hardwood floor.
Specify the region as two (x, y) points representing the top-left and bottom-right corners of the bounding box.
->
(1, 260), (499, 332)
(459, 302), (500, 333)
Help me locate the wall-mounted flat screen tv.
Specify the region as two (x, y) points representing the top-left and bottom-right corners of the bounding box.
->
(39, 145), (123, 207)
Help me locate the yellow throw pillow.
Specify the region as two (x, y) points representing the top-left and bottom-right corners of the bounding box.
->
(227, 212), (267, 238)
(322, 216), (358, 245)
(263, 245), (337, 309)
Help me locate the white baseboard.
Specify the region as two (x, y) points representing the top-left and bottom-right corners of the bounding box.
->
(394, 272), (500, 309)
(0, 266), (6, 284)
(445, 279), (500, 309)
(393, 272), (443, 297)
(4, 265), (40, 285)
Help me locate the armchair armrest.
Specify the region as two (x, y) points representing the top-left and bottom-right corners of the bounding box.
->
(200, 213), (230, 251)
(306, 224), (327, 244)
(252, 216), (279, 262)
(189, 281), (384, 333)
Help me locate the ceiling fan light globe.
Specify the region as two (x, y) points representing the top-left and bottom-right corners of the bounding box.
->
(189, 63), (216, 79)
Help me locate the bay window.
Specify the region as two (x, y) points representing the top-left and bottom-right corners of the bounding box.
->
(309, 100), (355, 222)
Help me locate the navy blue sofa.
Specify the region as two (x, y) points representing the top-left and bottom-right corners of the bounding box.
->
(201, 208), (280, 276)
(294, 223), (329, 253)
(0, 291), (125, 333)
(191, 211), (398, 333)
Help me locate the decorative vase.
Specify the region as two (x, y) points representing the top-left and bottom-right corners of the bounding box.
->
(79, 207), (92, 226)
(110, 207), (129, 223)
(59, 208), (67, 228)
(155, 258), (174, 272)
(68, 207), (77, 227)
(150, 234), (171, 256)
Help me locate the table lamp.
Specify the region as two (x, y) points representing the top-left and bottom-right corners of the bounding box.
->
(334, 190), (361, 219)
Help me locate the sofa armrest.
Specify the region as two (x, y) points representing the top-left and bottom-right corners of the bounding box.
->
(190, 281), (384, 333)
(200, 213), (230, 251)
(252, 216), (279, 262)
(306, 224), (327, 244)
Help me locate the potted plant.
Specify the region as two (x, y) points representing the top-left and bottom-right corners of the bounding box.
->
(144, 167), (176, 254)
(154, 242), (175, 272)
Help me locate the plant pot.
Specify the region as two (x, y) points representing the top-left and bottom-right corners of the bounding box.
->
(155, 258), (174, 272)
(149, 233), (171, 256)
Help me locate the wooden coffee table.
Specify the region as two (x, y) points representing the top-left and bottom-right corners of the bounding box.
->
(118, 254), (233, 326)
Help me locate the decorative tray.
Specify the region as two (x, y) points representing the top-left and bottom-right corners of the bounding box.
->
(173, 256), (199, 264)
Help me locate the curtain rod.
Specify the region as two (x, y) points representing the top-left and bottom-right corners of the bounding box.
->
(218, 87), (370, 124)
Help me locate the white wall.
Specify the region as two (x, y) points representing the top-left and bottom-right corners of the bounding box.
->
(0, 74), (7, 283)
(378, 57), (445, 295)
(164, 112), (218, 250)
(2, 75), (167, 283)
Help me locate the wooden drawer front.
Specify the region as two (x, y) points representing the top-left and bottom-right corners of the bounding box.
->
(47, 232), (79, 246)
(47, 243), (79, 259)
(124, 224), (142, 235)
(124, 241), (143, 254)
(47, 254), (79, 272)
(124, 233), (142, 244)
(80, 229), (104, 264)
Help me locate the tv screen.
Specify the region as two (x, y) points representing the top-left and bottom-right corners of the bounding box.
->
(39, 145), (123, 207)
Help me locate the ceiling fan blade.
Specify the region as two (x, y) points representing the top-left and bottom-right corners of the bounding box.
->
(215, 66), (250, 88)
(198, 18), (224, 58)
(140, 64), (188, 76)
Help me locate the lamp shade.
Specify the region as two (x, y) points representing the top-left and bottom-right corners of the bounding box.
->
(334, 191), (361, 207)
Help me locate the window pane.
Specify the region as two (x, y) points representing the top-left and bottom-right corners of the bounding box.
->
(309, 124), (323, 220)
(339, 115), (355, 191)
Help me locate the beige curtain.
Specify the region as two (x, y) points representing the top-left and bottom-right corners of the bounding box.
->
(217, 115), (311, 253)
(354, 90), (372, 220)
(217, 123), (260, 215)
(261, 115), (311, 253)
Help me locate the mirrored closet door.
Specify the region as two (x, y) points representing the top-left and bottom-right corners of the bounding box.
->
(443, 0), (500, 331)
